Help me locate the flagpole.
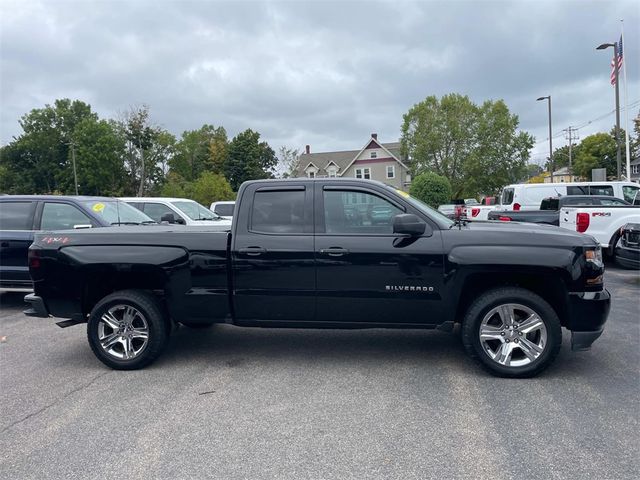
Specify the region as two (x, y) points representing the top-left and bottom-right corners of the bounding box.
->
(621, 19), (631, 181)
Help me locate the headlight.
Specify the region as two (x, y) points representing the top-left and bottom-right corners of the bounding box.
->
(585, 246), (603, 267)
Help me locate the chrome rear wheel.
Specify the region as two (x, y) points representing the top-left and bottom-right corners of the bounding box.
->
(97, 304), (149, 360)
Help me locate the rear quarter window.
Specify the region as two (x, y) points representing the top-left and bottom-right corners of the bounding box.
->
(0, 201), (35, 230)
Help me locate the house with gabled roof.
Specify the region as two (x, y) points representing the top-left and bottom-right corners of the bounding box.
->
(294, 133), (411, 190)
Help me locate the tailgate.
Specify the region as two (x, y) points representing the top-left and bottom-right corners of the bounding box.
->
(560, 207), (578, 231)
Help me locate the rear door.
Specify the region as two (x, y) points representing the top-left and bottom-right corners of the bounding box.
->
(314, 182), (446, 326)
(231, 182), (315, 323)
(0, 200), (37, 288)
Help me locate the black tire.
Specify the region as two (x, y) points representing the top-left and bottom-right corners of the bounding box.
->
(605, 232), (620, 259)
(87, 289), (169, 370)
(462, 287), (562, 378)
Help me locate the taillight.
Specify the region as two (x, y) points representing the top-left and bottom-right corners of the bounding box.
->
(471, 208), (480, 217)
(576, 212), (590, 233)
(499, 216), (512, 222)
(513, 203), (521, 211)
(28, 249), (41, 269)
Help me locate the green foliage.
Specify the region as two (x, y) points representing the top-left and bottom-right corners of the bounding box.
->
(276, 146), (300, 178)
(401, 94), (533, 197)
(225, 129), (277, 190)
(68, 118), (126, 195)
(573, 130), (626, 179)
(171, 125), (228, 181)
(188, 172), (235, 206)
(409, 172), (452, 208)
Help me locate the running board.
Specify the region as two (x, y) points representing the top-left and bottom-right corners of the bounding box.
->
(56, 318), (85, 328)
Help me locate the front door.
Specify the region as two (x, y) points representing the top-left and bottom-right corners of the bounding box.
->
(314, 183), (445, 326)
(231, 183), (315, 323)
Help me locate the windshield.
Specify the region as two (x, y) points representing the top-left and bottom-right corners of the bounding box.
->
(172, 201), (220, 221)
(81, 200), (155, 225)
(387, 187), (455, 227)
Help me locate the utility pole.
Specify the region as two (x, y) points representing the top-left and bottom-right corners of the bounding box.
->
(563, 126), (579, 176)
(537, 96), (553, 182)
(66, 140), (79, 195)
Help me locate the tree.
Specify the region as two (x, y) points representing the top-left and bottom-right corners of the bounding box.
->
(1, 99), (97, 194)
(188, 172), (235, 206)
(67, 118), (127, 195)
(275, 146), (301, 178)
(409, 172), (452, 208)
(171, 125), (227, 181)
(573, 130), (626, 179)
(225, 129), (277, 190)
(401, 94), (533, 197)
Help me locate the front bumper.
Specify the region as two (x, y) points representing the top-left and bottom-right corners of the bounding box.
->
(23, 294), (50, 318)
(566, 289), (611, 351)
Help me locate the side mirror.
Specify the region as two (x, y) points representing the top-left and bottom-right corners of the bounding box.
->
(175, 217), (186, 225)
(160, 213), (176, 224)
(393, 214), (431, 237)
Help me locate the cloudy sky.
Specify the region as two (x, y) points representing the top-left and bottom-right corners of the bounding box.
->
(1, 0), (638, 165)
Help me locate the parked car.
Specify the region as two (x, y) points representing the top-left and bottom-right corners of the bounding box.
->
(0, 196), (154, 291)
(210, 201), (235, 220)
(559, 203), (640, 257)
(26, 178), (610, 378)
(488, 195), (630, 226)
(615, 223), (640, 269)
(121, 197), (232, 228)
(498, 181), (639, 211)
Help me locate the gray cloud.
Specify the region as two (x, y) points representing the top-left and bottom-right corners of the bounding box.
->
(1, 0), (638, 165)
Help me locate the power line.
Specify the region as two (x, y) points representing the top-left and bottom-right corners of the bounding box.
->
(533, 98), (640, 145)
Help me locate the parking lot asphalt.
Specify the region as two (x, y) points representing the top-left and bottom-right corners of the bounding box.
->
(1, 266), (638, 480)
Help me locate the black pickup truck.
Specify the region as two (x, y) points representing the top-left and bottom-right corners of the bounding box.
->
(488, 195), (630, 225)
(25, 179), (611, 377)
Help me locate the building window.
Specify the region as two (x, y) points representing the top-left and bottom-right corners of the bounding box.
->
(355, 168), (371, 180)
(328, 169), (337, 178)
(371, 151), (377, 159)
(308, 171), (315, 178)
(633, 165), (638, 174)
(386, 165), (395, 179)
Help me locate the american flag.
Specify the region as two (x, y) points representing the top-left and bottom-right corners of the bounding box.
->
(610, 35), (623, 85)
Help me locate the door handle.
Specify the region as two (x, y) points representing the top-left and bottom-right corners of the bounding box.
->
(238, 247), (267, 256)
(319, 247), (349, 257)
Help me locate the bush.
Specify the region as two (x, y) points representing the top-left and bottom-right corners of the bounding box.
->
(409, 172), (452, 208)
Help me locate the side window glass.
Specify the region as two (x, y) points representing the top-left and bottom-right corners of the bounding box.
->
(251, 190), (305, 234)
(41, 203), (91, 230)
(567, 186), (587, 195)
(589, 186), (613, 196)
(323, 190), (403, 234)
(143, 203), (176, 222)
(0, 202), (34, 230)
(622, 186), (639, 203)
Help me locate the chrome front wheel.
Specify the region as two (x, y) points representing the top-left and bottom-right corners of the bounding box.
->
(479, 303), (547, 368)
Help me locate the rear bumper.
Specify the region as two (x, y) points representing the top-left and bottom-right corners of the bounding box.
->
(615, 244), (640, 269)
(567, 289), (610, 351)
(23, 294), (50, 318)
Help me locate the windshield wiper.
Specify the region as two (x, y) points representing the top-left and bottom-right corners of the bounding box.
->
(140, 220), (157, 225)
(111, 221), (141, 226)
(194, 217), (215, 221)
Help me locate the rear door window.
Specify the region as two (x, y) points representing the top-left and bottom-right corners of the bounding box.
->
(250, 190), (306, 234)
(0, 201), (36, 230)
(567, 185), (588, 195)
(41, 203), (92, 230)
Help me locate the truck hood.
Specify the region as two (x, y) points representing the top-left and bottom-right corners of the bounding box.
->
(447, 220), (597, 248)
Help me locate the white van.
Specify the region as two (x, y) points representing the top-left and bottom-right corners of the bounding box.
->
(498, 181), (639, 211)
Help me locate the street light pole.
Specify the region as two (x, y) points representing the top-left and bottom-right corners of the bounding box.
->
(537, 96), (553, 182)
(597, 41), (622, 180)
